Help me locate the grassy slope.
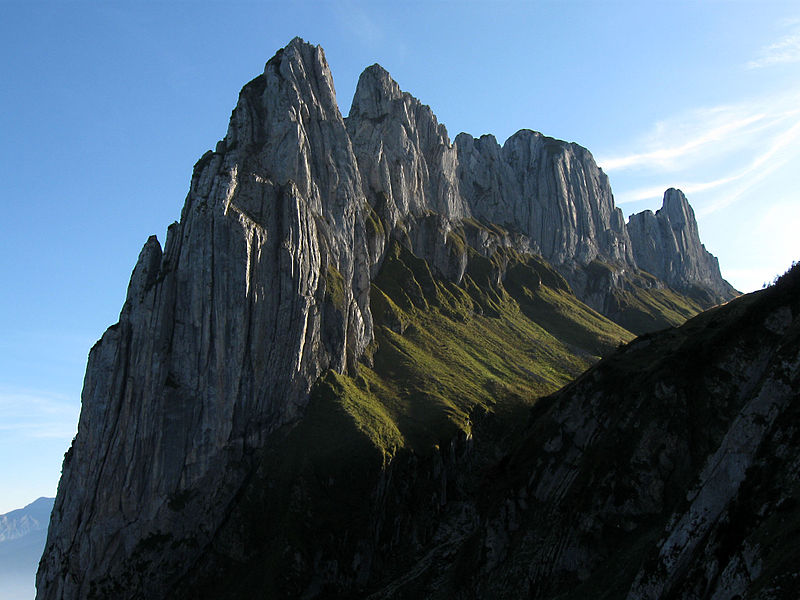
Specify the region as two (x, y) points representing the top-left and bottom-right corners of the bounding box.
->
(314, 241), (635, 458)
(175, 240), (639, 598)
(585, 259), (709, 335)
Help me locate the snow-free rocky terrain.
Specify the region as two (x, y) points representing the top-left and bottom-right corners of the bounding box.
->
(38, 39), (794, 600)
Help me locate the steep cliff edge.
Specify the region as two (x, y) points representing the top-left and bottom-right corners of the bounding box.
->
(38, 38), (373, 600)
(628, 188), (738, 304)
(455, 130), (633, 268)
(38, 38), (741, 599)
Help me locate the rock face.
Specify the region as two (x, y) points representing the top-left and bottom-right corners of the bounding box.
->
(344, 64), (636, 284)
(38, 38), (374, 600)
(38, 38), (743, 600)
(628, 188), (738, 302)
(389, 263), (800, 600)
(346, 64), (468, 226)
(456, 130), (633, 267)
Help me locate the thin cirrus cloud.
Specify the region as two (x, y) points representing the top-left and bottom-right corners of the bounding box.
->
(610, 115), (800, 210)
(333, 0), (384, 48)
(695, 117), (800, 216)
(0, 388), (79, 440)
(746, 25), (800, 69)
(597, 89), (800, 213)
(598, 112), (768, 172)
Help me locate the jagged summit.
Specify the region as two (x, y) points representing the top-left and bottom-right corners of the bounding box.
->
(348, 63), (405, 120)
(38, 39), (741, 600)
(627, 188), (738, 302)
(662, 186), (692, 220)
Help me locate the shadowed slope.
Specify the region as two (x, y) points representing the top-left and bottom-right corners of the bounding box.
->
(164, 235), (636, 598)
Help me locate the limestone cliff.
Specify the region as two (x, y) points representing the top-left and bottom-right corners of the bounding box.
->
(456, 130), (633, 267)
(38, 38), (373, 599)
(38, 38), (743, 600)
(627, 188), (738, 303)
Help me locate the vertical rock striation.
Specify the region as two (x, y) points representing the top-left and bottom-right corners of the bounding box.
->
(38, 38), (373, 599)
(627, 188), (737, 302)
(455, 130), (634, 267)
(38, 38), (739, 600)
(346, 64), (468, 226)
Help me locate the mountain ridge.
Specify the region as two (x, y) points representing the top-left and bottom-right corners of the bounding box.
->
(1, 497), (54, 600)
(37, 38), (741, 600)
(0, 496), (53, 543)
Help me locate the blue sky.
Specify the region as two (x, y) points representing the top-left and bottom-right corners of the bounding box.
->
(1, 0), (799, 514)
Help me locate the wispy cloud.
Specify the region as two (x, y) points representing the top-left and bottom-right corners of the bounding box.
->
(600, 113), (767, 171)
(614, 113), (800, 209)
(0, 388), (79, 440)
(599, 93), (800, 173)
(746, 21), (800, 69)
(600, 88), (800, 213)
(696, 117), (800, 215)
(614, 173), (742, 205)
(333, 1), (384, 48)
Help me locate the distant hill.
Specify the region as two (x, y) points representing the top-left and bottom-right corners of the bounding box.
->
(0, 498), (53, 600)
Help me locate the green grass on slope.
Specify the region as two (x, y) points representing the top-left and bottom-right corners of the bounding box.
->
(609, 284), (706, 334)
(173, 241), (640, 599)
(586, 261), (710, 334)
(307, 241), (635, 458)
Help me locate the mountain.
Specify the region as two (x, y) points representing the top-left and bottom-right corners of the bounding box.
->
(419, 262), (800, 599)
(37, 38), (741, 599)
(627, 187), (738, 304)
(273, 262), (795, 600)
(1, 497), (53, 600)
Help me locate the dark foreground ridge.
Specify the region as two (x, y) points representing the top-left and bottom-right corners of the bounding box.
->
(466, 262), (800, 598)
(37, 38), (760, 599)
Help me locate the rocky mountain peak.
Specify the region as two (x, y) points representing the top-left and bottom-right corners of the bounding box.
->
(37, 39), (741, 600)
(348, 63), (403, 121)
(345, 60), (464, 225)
(661, 187), (694, 229)
(627, 188), (737, 302)
(272, 37), (340, 119)
(0, 498), (53, 543)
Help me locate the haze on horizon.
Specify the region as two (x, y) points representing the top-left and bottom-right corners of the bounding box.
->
(1, 0), (798, 514)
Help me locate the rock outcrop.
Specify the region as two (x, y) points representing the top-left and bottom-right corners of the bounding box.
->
(456, 130), (634, 267)
(38, 38), (373, 600)
(38, 38), (743, 600)
(628, 188), (738, 302)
